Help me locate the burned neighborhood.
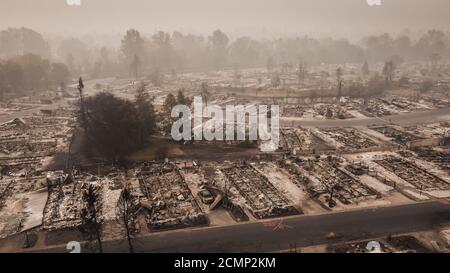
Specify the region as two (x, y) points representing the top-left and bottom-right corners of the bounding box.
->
(0, 0), (450, 255)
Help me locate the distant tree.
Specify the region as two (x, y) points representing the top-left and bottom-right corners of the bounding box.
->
(229, 37), (261, 68)
(80, 183), (103, 253)
(121, 29), (146, 74)
(297, 57), (307, 85)
(50, 63), (70, 91)
(233, 63), (242, 82)
(3, 60), (24, 94)
(366, 75), (386, 97)
(152, 31), (175, 71)
(14, 53), (50, 91)
(336, 67), (343, 98)
(362, 33), (394, 62)
(382, 60), (395, 85)
(0, 27), (50, 59)
(0, 63), (8, 100)
(58, 38), (89, 74)
(429, 53), (442, 72)
(398, 76), (410, 86)
(271, 72), (281, 88)
(390, 55), (404, 67)
(149, 68), (163, 86)
(266, 56), (274, 73)
(362, 61), (370, 76)
(66, 53), (75, 73)
(336, 67), (343, 85)
(209, 29), (229, 70)
(420, 79), (435, 92)
(415, 30), (447, 59)
(346, 83), (364, 98)
(131, 54), (141, 79)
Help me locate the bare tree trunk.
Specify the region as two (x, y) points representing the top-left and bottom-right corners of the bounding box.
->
(123, 201), (134, 253)
(95, 224), (103, 253)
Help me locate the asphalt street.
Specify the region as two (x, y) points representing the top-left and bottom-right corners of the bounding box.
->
(36, 200), (450, 253)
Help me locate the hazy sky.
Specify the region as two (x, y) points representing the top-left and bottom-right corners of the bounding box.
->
(1, 0), (450, 38)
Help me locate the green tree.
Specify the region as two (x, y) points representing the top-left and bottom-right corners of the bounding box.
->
(81, 92), (142, 161)
(134, 84), (156, 146)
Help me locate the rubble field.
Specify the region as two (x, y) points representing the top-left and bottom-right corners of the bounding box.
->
(138, 162), (208, 231)
(369, 126), (424, 145)
(221, 162), (300, 219)
(375, 156), (450, 191)
(314, 128), (379, 151)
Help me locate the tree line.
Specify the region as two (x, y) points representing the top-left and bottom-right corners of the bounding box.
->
(1, 27), (449, 80)
(0, 53), (70, 100)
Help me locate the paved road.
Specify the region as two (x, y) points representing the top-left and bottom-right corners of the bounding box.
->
(37, 200), (450, 253)
(281, 107), (450, 128)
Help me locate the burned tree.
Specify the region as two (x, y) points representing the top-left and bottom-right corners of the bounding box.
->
(336, 67), (343, 85)
(266, 56), (274, 73)
(271, 72), (281, 88)
(200, 82), (210, 106)
(80, 183), (103, 253)
(336, 67), (343, 99)
(362, 61), (370, 76)
(131, 54), (141, 80)
(297, 57), (307, 86)
(116, 184), (138, 253)
(382, 60), (395, 85)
